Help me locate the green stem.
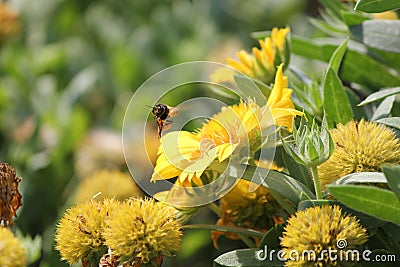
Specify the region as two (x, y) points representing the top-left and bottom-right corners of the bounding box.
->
(208, 202), (222, 217)
(269, 190), (296, 214)
(310, 165), (323, 200)
(237, 234), (257, 248)
(182, 224), (265, 238)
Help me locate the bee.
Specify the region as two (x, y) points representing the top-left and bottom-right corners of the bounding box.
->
(149, 103), (178, 139)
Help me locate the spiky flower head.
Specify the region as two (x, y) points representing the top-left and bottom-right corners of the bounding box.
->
(318, 119), (400, 188)
(75, 169), (141, 203)
(104, 198), (182, 265)
(0, 162), (22, 227)
(0, 227), (26, 267)
(55, 198), (121, 266)
(281, 205), (368, 266)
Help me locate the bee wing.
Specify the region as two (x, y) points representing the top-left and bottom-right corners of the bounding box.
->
(163, 120), (173, 131)
(167, 106), (179, 118)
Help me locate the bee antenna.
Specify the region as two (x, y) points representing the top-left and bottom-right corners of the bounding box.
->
(145, 104), (154, 108)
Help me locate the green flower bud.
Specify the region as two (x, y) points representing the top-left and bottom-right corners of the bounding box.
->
(281, 117), (334, 167)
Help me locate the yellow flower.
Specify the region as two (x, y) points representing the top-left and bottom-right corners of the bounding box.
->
(104, 198), (182, 265)
(74, 169), (142, 203)
(151, 99), (273, 186)
(55, 198), (121, 265)
(226, 27), (289, 83)
(267, 64), (304, 132)
(318, 119), (400, 188)
(281, 205), (368, 266)
(0, 227), (26, 267)
(212, 160), (284, 248)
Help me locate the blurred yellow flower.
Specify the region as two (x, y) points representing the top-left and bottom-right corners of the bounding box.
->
(0, 3), (20, 43)
(281, 205), (367, 266)
(55, 198), (121, 265)
(74, 169), (141, 203)
(372, 11), (398, 20)
(104, 198), (182, 265)
(318, 119), (400, 188)
(0, 227), (26, 267)
(267, 64), (304, 132)
(151, 99), (273, 186)
(74, 129), (126, 179)
(226, 27), (289, 82)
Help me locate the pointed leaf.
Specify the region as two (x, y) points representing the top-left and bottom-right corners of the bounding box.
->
(329, 39), (348, 73)
(209, 161), (315, 206)
(382, 165), (400, 201)
(371, 95), (395, 121)
(331, 172), (387, 185)
(341, 10), (370, 27)
(355, 0), (400, 13)
(323, 67), (354, 128)
(214, 248), (283, 267)
(258, 225), (284, 249)
(376, 117), (400, 130)
(358, 87), (400, 106)
(291, 36), (400, 91)
(350, 20), (400, 53)
(327, 185), (400, 225)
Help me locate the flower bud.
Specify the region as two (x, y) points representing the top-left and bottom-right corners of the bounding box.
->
(281, 118), (334, 167)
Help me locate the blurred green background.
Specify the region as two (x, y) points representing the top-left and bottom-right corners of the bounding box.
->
(0, 0), (325, 266)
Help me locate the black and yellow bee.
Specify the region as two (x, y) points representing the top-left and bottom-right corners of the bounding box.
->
(150, 103), (178, 139)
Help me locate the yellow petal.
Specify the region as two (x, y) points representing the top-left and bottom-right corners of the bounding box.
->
(217, 143), (238, 162)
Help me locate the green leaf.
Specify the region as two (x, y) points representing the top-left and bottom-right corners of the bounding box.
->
(234, 74), (271, 100)
(358, 87), (400, 106)
(329, 39), (348, 73)
(382, 165), (400, 200)
(291, 36), (400, 91)
(308, 18), (348, 37)
(214, 248), (283, 267)
(350, 20), (400, 53)
(331, 172), (387, 185)
(323, 67), (354, 128)
(355, 0), (400, 13)
(371, 95), (395, 121)
(277, 147), (314, 191)
(209, 161), (315, 207)
(341, 10), (370, 26)
(376, 117), (400, 130)
(327, 185), (400, 225)
(319, 0), (347, 20)
(258, 224), (284, 249)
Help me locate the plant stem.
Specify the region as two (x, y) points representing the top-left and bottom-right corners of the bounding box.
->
(269, 190), (296, 214)
(182, 224), (264, 238)
(237, 234), (257, 248)
(208, 202), (222, 217)
(310, 165), (323, 200)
